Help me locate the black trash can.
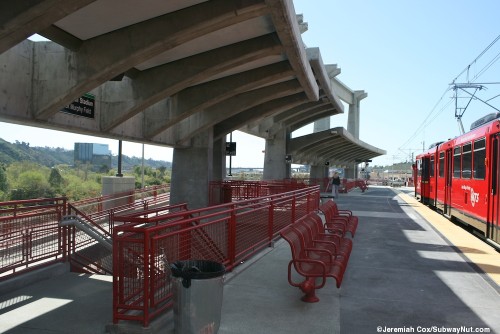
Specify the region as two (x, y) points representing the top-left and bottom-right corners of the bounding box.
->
(170, 260), (225, 334)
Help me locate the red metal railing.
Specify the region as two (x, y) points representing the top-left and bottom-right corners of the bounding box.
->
(0, 182), (321, 326)
(113, 185), (320, 326)
(65, 185), (170, 274)
(0, 198), (67, 279)
(68, 184), (170, 235)
(209, 179), (310, 205)
(210, 178), (368, 204)
(0, 185), (170, 279)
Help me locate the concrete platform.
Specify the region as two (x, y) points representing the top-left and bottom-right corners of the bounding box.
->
(1, 186), (499, 333)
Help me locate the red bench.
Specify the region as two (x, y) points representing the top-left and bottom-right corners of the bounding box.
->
(319, 200), (358, 237)
(300, 213), (352, 264)
(280, 215), (349, 302)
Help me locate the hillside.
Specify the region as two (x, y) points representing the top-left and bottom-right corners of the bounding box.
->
(0, 138), (171, 170)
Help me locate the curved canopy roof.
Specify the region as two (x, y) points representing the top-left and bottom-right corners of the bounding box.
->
(0, 0), (385, 163)
(290, 127), (386, 165)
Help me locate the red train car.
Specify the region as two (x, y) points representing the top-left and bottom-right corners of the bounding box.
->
(415, 113), (500, 249)
(415, 142), (441, 206)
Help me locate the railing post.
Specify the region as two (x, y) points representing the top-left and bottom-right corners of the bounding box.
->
(228, 205), (237, 267)
(112, 231), (118, 324)
(268, 201), (274, 246)
(60, 199), (68, 262)
(306, 192), (312, 214)
(142, 229), (150, 327)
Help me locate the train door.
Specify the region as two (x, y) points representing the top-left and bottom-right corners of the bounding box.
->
(487, 135), (500, 245)
(443, 148), (453, 216)
(421, 156), (431, 205)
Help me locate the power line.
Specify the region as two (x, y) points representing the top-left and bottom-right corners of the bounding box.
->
(451, 34), (500, 84)
(401, 34), (500, 152)
(473, 50), (500, 81)
(398, 86), (451, 150)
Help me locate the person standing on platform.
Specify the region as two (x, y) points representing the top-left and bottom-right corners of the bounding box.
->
(331, 172), (341, 198)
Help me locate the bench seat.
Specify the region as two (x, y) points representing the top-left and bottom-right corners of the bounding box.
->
(319, 200), (358, 237)
(280, 218), (348, 302)
(301, 213), (352, 264)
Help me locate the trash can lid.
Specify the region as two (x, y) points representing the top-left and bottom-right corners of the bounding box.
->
(170, 260), (225, 280)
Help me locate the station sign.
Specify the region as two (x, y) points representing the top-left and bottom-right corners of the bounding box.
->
(226, 142), (236, 156)
(61, 93), (95, 119)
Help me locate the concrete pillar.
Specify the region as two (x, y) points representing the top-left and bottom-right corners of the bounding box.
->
(310, 165), (329, 191)
(313, 117), (330, 132)
(263, 128), (290, 180)
(344, 164), (357, 179)
(212, 137), (226, 181)
(310, 165), (329, 179)
(346, 91), (367, 178)
(308, 117), (331, 184)
(347, 99), (360, 139)
(170, 128), (214, 209)
(101, 176), (135, 210)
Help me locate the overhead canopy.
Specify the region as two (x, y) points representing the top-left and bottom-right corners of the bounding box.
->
(290, 127), (386, 165)
(0, 0), (385, 164)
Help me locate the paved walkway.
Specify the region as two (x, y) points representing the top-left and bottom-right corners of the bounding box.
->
(0, 186), (499, 334)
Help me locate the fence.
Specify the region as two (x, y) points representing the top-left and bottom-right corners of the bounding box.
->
(0, 198), (67, 279)
(0, 182), (320, 326)
(208, 179), (311, 204)
(0, 185), (170, 279)
(65, 184), (170, 274)
(113, 185), (320, 326)
(209, 178), (368, 204)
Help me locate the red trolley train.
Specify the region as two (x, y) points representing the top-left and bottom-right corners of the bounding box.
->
(414, 112), (500, 249)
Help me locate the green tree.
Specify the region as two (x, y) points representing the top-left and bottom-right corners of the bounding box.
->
(49, 167), (64, 191)
(62, 174), (101, 201)
(11, 170), (54, 200)
(158, 166), (167, 177)
(0, 164), (7, 192)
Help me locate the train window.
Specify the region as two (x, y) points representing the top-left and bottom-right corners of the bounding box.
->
(473, 138), (486, 179)
(453, 147), (461, 178)
(430, 156), (435, 177)
(462, 143), (472, 179)
(439, 152), (444, 177)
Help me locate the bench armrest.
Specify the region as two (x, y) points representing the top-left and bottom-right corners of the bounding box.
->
(309, 239), (338, 253)
(287, 259), (328, 289)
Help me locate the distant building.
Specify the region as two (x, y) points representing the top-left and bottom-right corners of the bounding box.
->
(74, 143), (112, 171)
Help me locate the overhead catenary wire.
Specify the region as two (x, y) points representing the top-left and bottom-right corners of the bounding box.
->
(473, 50), (500, 81)
(400, 34), (500, 154)
(451, 34), (500, 84)
(398, 86), (452, 151)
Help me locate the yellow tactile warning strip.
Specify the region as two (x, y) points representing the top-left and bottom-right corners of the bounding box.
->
(398, 192), (500, 286)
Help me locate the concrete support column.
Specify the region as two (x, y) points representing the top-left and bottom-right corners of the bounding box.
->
(310, 165), (329, 179)
(310, 165), (329, 191)
(309, 117), (330, 186)
(313, 117), (330, 132)
(212, 137), (226, 181)
(344, 163), (357, 179)
(263, 128), (290, 180)
(170, 128), (214, 209)
(347, 99), (360, 139)
(346, 91), (367, 179)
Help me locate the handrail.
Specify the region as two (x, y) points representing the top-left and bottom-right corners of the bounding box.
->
(59, 215), (113, 252)
(0, 181), (320, 327)
(112, 184), (320, 326)
(0, 198), (67, 279)
(0, 186), (170, 279)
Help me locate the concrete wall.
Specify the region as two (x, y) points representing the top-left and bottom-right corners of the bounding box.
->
(101, 176), (135, 210)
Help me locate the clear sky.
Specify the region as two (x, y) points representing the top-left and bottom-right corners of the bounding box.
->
(1, 1), (499, 167)
(294, 0), (500, 166)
